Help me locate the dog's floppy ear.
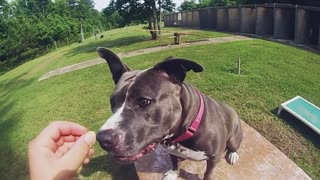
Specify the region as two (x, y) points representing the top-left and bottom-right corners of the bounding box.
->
(97, 47), (130, 84)
(153, 58), (204, 83)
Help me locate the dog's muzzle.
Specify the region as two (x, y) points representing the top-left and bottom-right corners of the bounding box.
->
(96, 129), (121, 152)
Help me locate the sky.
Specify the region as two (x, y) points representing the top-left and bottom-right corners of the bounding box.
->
(93, 0), (184, 12)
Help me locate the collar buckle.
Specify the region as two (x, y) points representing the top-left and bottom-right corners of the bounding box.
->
(188, 127), (196, 133)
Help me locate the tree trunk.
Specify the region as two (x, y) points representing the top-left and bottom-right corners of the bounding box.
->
(151, 0), (158, 40)
(157, 0), (161, 35)
(146, 0), (152, 38)
(146, 0), (158, 40)
(148, 19), (153, 37)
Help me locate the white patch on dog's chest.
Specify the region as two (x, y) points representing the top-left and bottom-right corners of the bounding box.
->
(163, 143), (208, 161)
(163, 170), (178, 180)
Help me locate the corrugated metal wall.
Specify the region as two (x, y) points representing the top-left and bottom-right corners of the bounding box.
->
(163, 4), (320, 50)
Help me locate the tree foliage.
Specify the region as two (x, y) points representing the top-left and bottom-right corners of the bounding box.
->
(0, 0), (103, 74)
(101, 0), (124, 29)
(179, 0), (199, 11)
(102, 0), (175, 40)
(179, 0), (243, 10)
(0, 0), (177, 74)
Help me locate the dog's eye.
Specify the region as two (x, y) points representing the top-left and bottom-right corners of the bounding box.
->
(138, 98), (151, 107)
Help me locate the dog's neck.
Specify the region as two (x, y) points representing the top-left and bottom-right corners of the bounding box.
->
(170, 83), (202, 138)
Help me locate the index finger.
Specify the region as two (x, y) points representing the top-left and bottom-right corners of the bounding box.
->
(39, 121), (88, 143)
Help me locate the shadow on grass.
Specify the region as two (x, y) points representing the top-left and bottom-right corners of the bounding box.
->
(81, 154), (139, 180)
(66, 35), (150, 57)
(0, 72), (35, 98)
(236, 33), (320, 55)
(0, 106), (28, 180)
(0, 73), (35, 120)
(272, 108), (320, 149)
(0, 75), (37, 179)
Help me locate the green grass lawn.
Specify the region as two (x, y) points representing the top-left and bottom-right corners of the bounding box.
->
(44, 26), (230, 72)
(0, 26), (319, 179)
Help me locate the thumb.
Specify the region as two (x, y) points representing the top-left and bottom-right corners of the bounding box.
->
(61, 131), (96, 170)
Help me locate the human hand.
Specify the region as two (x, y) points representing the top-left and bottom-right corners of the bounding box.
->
(28, 121), (96, 180)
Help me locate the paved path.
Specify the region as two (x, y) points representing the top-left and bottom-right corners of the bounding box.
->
(136, 121), (311, 180)
(38, 36), (252, 81)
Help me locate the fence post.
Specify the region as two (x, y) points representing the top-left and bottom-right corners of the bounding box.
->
(237, 57), (241, 76)
(66, 37), (70, 45)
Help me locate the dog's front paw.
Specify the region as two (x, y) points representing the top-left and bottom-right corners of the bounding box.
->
(163, 170), (178, 180)
(228, 152), (239, 165)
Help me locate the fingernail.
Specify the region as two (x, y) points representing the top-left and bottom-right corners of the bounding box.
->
(84, 131), (96, 147)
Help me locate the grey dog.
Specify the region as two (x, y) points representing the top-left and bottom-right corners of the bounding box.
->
(96, 47), (243, 180)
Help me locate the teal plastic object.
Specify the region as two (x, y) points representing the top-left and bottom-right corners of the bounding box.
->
(278, 96), (320, 134)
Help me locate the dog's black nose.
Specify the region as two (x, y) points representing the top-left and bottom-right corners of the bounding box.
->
(96, 129), (117, 151)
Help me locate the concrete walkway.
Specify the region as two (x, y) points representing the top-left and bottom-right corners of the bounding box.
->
(38, 35), (252, 81)
(136, 121), (311, 180)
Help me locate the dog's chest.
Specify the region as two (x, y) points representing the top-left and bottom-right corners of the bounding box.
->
(163, 143), (208, 161)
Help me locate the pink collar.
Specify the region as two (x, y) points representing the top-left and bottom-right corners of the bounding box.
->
(170, 88), (204, 144)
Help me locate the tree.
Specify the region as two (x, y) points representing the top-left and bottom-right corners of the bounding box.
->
(53, 0), (70, 17)
(179, 0), (199, 11)
(102, 0), (124, 28)
(208, 0), (238, 6)
(144, 0), (159, 39)
(178, 0), (255, 10)
(115, 0), (146, 25)
(0, 0), (104, 74)
(111, 0), (175, 40)
(157, 0), (176, 34)
(161, 0), (175, 12)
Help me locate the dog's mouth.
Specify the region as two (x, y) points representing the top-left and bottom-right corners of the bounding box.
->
(113, 134), (173, 162)
(115, 143), (158, 162)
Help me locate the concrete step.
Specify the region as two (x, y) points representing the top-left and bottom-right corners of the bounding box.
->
(136, 121), (311, 180)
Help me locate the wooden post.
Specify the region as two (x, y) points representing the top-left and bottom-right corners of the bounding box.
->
(174, 32), (180, 45)
(66, 37), (69, 45)
(54, 41), (57, 50)
(237, 57), (241, 75)
(80, 21), (85, 43)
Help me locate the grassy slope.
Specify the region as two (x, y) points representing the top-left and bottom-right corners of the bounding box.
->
(0, 27), (319, 179)
(45, 26), (230, 72)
